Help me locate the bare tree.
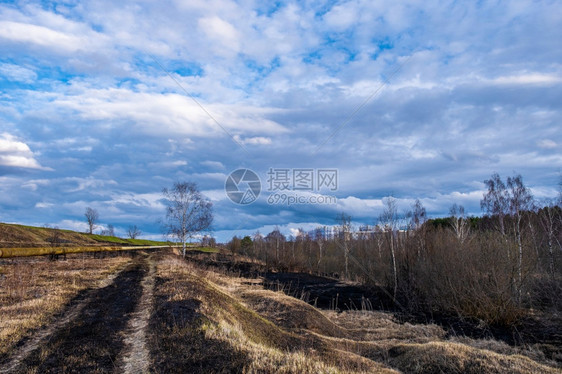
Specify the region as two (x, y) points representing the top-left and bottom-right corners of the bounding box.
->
(45, 224), (64, 261)
(336, 213), (352, 279)
(449, 203), (470, 244)
(127, 225), (142, 239)
(407, 199), (428, 257)
(201, 235), (216, 248)
(409, 199), (427, 230)
(507, 174), (534, 303)
(266, 226), (285, 263)
(253, 231), (265, 264)
(162, 182), (213, 257)
(380, 197), (398, 300)
(482, 173), (534, 304)
(538, 199), (561, 276)
(314, 227), (326, 272)
(101, 224), (115, 236)
(481, 173), (509, 236)
(84, 207), (99, 235)
(558, 174), (562, 206)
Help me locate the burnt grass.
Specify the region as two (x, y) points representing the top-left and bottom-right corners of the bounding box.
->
(183, 251), (562, 363)
(13, 259), (147, 373)
(147, 276), (250, 373)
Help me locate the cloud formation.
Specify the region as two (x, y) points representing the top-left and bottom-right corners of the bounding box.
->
(0, 0), (560, 240)
(0, 133), (48, 170)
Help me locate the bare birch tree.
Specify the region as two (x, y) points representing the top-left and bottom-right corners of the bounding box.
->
(481, 173), (509, 237)
(450, 203), (470, 244)
(507, 174), (534, 304)
(336, 213), (352, 279)
(380, 197), (399, 300)
(162, 182), (213, 257)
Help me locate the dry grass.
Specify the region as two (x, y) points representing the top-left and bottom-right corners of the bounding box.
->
(149, 253), (396, 373)
(163, 252), (561, 374)
(0, 253), (131, 358)
(2, 249), (559, 373)
(383, 341), (561, 374)
(0, 223), (98, 247)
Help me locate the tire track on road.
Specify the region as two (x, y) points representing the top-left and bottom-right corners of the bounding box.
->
(1, 256), (148, 373)
(0, 263), (128, 374)
(118, 255), (155, 374)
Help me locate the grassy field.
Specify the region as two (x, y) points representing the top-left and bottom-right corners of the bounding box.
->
(1, 249), (560, 373)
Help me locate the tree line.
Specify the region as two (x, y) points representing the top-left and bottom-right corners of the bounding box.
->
(228, 173), (562, 325)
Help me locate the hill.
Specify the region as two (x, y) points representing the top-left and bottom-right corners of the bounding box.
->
(0, 222), (168, 248)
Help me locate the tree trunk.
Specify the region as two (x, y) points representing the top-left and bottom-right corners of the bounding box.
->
(389, 231), (397, 300)
(344, 244), (349, 279)
(516, 215), (522, 305)
(317, 242), (323, 273)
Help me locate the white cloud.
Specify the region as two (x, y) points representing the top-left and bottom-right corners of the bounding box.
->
(537, 139), (557, 149)
(0, 20), (106, 54)
(0, 133), (49, 170)
(50, 87), (288, 138)
(198, 16), (240, 54)
(0, 63), (37, 83)
(55, 219), (89, 233)
(108, 192), (165, 210)
(233, 135), (272, 145)
(65, 176), (117, 192)
(22, 179), (50, 190)
(492, 73), (562, 85)
(148, 160), (188, 169)
(323, 3), (358, 30)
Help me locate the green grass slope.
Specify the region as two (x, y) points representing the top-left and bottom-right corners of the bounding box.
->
(0, 223), (168, 248)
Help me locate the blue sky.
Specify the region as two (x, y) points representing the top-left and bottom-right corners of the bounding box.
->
(0, 0), (561, 241)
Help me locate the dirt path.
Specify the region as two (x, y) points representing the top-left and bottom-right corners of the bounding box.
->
(118, 256), (155, 374)
(0, 254), (151, 374)
(0, 263), (127, 374)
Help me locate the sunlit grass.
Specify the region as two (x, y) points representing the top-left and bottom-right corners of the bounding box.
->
(0, 254), (132, 357)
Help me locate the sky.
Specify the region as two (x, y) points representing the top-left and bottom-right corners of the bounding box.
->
(0, 0), (561, 242)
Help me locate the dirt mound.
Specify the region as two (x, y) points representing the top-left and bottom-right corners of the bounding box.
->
(385, 341), (561, 374)
(239, 288), (349, 338)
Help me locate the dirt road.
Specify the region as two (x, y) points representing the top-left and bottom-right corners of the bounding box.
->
(0, 253), (155, 374)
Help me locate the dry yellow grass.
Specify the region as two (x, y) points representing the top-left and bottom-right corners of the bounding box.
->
(174, 253), (561, 374)
(151, 254), (397, 373)
(3, 250), (559, 373)
(0, 254), (131, 357)
(384, 341), (561, 374)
